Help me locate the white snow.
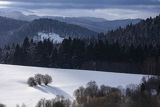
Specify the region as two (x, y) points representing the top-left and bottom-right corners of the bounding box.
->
(33, 32), (64, 44)
(0, 64), (146, 107)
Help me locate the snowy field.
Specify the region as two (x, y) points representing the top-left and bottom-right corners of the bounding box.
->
(0, 64), (146, 107)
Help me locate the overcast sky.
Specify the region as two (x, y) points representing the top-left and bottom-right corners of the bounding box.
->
(0, 0), (160, 20)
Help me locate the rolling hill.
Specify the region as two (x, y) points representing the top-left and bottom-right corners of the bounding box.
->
(0, 64), (145, 107)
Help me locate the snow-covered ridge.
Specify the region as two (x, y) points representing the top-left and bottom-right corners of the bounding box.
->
(0, 64), (145, 107)
(33, 32), (64, 44)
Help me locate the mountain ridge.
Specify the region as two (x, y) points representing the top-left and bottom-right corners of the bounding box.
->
(0, 17), (97, 46)
(0, 10), (141, 32)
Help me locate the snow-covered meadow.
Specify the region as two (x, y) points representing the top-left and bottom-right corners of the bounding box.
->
(0, 64), (145, 107)
(33, 32), (64, 44)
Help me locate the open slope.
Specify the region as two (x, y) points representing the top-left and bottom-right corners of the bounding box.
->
(0, 64), (145, 107)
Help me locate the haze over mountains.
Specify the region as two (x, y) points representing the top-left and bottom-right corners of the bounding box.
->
(0, 10), (141, 32)
(0, 10), (142, 47)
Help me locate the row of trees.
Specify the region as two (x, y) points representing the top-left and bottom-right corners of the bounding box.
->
(73, 76), (160, 107)
(27, 74), (52, 87)
(1, 36), (160, 75)
(74, 81), (122, 107)
(36, 96), (71, 107)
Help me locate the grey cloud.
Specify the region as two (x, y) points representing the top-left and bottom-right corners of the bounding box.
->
(1, 0), (160, 8)
(1, 0), (160, 9)
(0, 0), (159, 20)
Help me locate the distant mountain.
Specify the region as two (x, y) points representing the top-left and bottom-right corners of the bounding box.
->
(0, 10), (38, 21)
(0, 18), (97, 46)
(0, 16), (27, 34)
(0, 16), (28, 46)
(0, 10), (141, 32)
(47, 16), (141, 32)
(0, 10), (142, 47)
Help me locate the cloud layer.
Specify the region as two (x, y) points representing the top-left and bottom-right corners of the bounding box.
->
(0, 0), (159, 20)
(1, 0), (160, 9)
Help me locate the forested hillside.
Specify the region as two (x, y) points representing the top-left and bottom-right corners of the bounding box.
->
(104, 15), (160, 47)
(0, 16), (27, 34)
(0, 17), (28, 46)
(0, 15), (160, 75)
(14, 18), (97, 39)
(0, 17), (97, 47)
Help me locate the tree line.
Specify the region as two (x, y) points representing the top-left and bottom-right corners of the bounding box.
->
(0, 36), (160, 75)
(73, 76), (160, 107)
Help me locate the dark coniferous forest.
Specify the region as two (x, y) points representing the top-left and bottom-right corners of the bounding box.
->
(0, 15), (159, 75)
